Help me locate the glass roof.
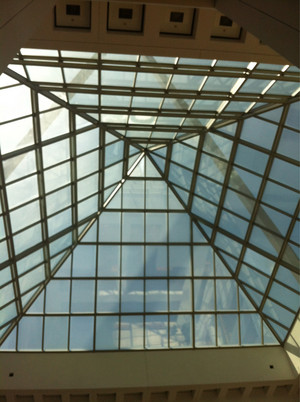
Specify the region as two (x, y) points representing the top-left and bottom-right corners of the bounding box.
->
(0, 49), (299, 351)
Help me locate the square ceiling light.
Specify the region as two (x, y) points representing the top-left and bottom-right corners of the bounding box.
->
(160, 7), (196, 36)
(55, 0), (91, 29)
(211, 12), (242, 39)
(107, 2), (145, 32)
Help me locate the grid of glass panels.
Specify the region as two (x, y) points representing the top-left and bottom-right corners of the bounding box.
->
(7, 50), (300, 144)
(0, 49), (299, 349)
(0, 68), (138, 336)
(1, 169), (277, 351)
(149, 103), (299, 341)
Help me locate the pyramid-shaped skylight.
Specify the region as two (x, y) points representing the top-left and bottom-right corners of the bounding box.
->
(0, 49), (299, 351)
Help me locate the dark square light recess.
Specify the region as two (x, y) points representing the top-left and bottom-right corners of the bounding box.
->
(219, 16), (233, 27)
(170, 12), (184, 23)
(119, 8), (133, 20)
(66, 4), (81, 16)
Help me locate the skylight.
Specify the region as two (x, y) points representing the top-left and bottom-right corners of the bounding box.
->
(0, 49), (299, 351)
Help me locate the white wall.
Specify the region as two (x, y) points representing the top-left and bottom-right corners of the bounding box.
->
(0, 347), (297, 390)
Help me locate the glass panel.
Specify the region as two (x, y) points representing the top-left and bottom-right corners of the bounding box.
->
(199, 154), (227, 183)
(46, 186), (71, 215)
(98, 245), (120, 276)
(194, 280), (214, 311)
(0, 283), (15, 307)
(169, 213), (190, 242)
(235, 145), (268, 174)
(169, 246), (191, 276)
(229, 167), (262, 198)
(122, 246), (144, 276)
(17, 249), (44, 275)
(121, 280), (143, 312)
(3, 151), (36, 183)
(146, 213), (167, 242)
(99, 212), (121, 242)
(192, 196), (217, 224)
(13, 223), (42, 255)
(49, 232), (72, 256)
(243, 248), (275, 276)
(97, 280), (120, 312)
(170, 314), (192, 348)
(18, 316), (43, 350)
(101, 70), (135, 86)
(269, 158), (299, 190)
(10, 201), (40, 233)
(76, 128), (99, 154)
(122, 212), (144, 242)
(96, 316), (119, 350)
(18, 264), (45, 293)
(203, 132), (232, 160)
(27, 66), (63, 82)
(145, 279), (168, 312)
(146, 181), (167, 209)
(45, 280), (70, 313)
(216, 280), (238, 310)
(170, 74), (205, 90)
(72, 245), (96, 277)
(263, 299), (294, 328)
(78, 175), (98, 202)
(277, 128), (300, 161)
(145, 315), (168, 349)
(44, 162), (70, 193)
(262, 181), (299, 215)
(223, 189), (254, 219)
(44, 316), (68, 350)
(7, 175), (39, 209)
(171, 143), (196, 170)
(43, 139), (70, 168)
(195, 314), (216, 347)
(276, 266), (299, 291)
(240, 117), (277, 149)
(47, 208), (72, 236)
(239, 264), (269, 293)
(219, 211), (248, 239)
(250, 226), (283, 257)
(217, 314), (239, 346)
(269, 282), (299, 312)
(193, 246), (214, 276)
(123, 180), (144, 209)
(120, 315), (144, 350)
(0, 85), (32, 123)
(105, 141), (124, 167)
(169, 279), (192, 311)
(64, 68), (98, 85)
(71, 280), (95, 313)
(215, 233), (242, 259)
(40, 109), (69, 140)
(169, 163), (193, 191)
(195, 176), (222, 204)
(255, 205), (291, 237)
(105, 162), (123, 187)
(204, 76), (238, 91)
(0, 302), (17, 326)
(70, 316), (94, 350)
(77, 151), (99, 178)
(240, 314), (262, 345)
(145, 246), (168, 277)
